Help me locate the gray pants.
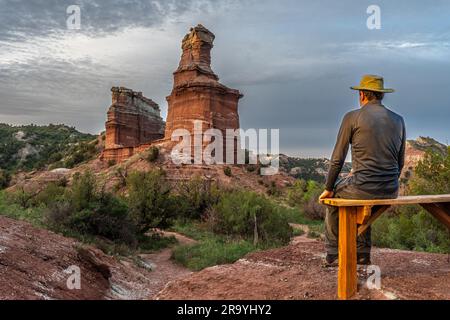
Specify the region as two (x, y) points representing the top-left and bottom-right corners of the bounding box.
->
(324, 175), (398, 255)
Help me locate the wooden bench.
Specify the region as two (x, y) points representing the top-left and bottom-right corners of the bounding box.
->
(320, 195), (450, 300)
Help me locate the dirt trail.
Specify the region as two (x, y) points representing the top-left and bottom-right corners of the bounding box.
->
(157, 234), (450, 300)
(139, 231), (194, 299)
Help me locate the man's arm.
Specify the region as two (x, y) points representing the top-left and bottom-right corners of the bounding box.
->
(398, 118), (406, 177)
(325, 112), (354, 192)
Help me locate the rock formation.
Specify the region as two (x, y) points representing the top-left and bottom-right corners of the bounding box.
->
(164, 24), (243, 156)
(105, 87), (164, 149)
(102, 87), (165, 162)
(100, 25), (243, 164)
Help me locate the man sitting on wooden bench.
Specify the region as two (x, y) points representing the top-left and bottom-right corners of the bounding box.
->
(319, 74), (406, 266)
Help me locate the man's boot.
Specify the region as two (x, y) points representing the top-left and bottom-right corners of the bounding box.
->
(325, 253), (338, 265)
(357, 252), (371, 265)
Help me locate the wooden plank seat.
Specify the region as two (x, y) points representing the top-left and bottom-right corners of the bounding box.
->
(320, 194), (450, 300)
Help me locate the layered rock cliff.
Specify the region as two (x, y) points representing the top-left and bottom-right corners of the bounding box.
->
(102, 87), (165, 162)
(164, 25), (243, 153)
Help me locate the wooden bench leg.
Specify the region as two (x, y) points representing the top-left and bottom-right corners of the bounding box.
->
(338, 206), (358, 300)
(420, 203), (450, 230)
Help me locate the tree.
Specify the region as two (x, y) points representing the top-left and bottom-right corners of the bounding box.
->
(126, 170), (176, 234)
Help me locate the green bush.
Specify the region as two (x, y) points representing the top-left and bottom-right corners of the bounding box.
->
(126, 169), (177, 234)
(107, 159), (116, 167)
(175, 176), (221, 219)
(372, 148), (450, 253)
(287, 179), (325, 220)
(44, 171), (137, 246)
(147, 147), (160, 163)
(373, 206), (450, 253)
(67, 171), (97, 211)
(206, 190), (292, 245)
(287, 180), (307, 207)
(64, 141), (98, 168)
(1, 169), (181, 254)
(34, 182), (65, 206)
(6, 186), (36, 208)
(266, 180), (281, 197)
(0, 170), (11, 189)
(223, 166), (232, 177)
(409, 147), (450, 195)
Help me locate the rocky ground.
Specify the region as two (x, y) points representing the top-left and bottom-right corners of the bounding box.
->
(0, 216), (190, 300)
(157, 236), (450, 300)
(0, 215), (448, 300)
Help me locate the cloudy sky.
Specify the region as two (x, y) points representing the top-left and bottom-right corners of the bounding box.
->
(1, 0), (449, 157)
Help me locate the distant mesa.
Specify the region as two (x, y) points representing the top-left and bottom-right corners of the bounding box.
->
(402, 136), (448, 178)
(101, 24), (243, 164)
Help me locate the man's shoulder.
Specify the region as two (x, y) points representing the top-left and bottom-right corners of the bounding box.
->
(384, 106), (405, 123)
(343, 108), (360, 121)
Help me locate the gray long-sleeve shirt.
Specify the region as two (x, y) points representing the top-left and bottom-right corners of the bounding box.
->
(325, 101), (406, 194)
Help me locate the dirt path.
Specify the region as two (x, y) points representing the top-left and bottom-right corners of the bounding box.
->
(139, 231), (195, 299)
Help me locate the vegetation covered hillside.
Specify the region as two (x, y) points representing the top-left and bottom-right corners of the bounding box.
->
(0, 124), (99, 185)
(279, 154), (351, 182)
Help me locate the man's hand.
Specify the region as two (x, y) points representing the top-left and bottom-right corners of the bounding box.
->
(319, 190), (334, 202)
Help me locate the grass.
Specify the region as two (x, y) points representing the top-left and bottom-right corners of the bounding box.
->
(172, 238), (256, 271)
(0, 191), (46, 227)
(171, 220), (264, 271)
(292, 227), (305, 237)
(169, 205), (326, 271)
(277, 205), (323, 227)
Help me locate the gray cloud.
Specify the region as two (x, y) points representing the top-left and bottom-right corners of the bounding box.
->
(0, 0), (449, 157)
(0, 0), (208, 40)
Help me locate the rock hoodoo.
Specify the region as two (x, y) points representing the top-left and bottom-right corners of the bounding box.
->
(101, 87), (165, 162)
(164, 24), (243, 151)
(101, 25), (243, 164)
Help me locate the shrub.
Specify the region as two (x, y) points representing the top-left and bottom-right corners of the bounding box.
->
(175, 176), (221, 219)
(7, 186), (36, 208)
(223, 166), (232, 177)
(126, 169), (177, 234)
(43, 171), (137, 246)
(373, 206), (450, 253)
(302, 186), (326, 220)
(287, 179), (325, 220)
(67, 171), (97, 211)
(0, 170), (11, 189)
(372, 148), (450, 253)
(48, 152), (63, 163)
(107, 159), (116, 167)
(287, 180), (307, 207)
(147, 146), (160, 163)
(64, 141), (98, 168)
(34, 182), (65, 206)
(206, 190), (292, 245)
(266, 180), (281, 197)
(410, 147), (450, 194)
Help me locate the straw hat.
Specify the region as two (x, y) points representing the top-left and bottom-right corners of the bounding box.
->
(350, 75), (395, 93)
